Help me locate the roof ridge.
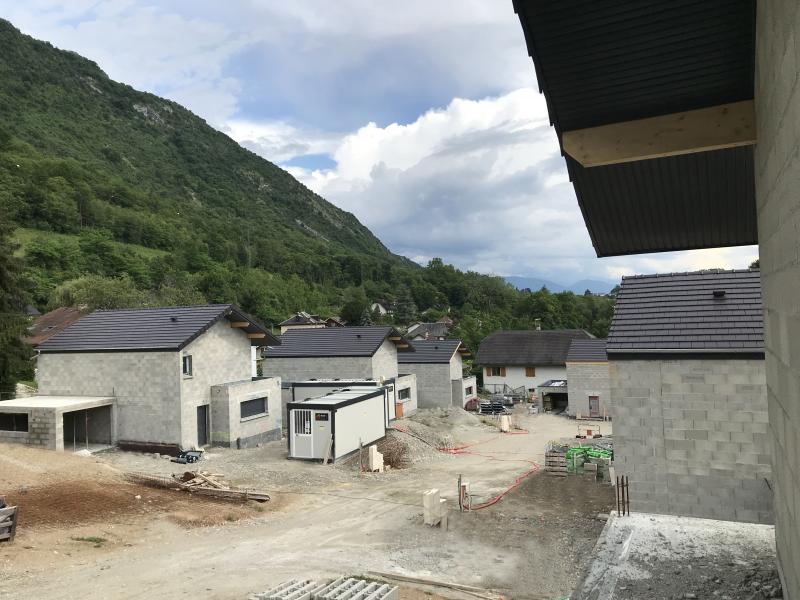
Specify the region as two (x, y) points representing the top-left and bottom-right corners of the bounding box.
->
(92, 303), (231, 313)
(621, 268), (759, 280)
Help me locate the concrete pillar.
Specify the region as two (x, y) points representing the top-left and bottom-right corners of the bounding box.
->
(755, 1), (800, 595)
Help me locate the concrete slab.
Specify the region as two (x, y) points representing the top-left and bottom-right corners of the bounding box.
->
(572, 512), (779, 600)
(0, 396), (114, 411)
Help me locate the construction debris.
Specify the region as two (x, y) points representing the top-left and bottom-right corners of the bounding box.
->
(250, 578), (398, 600)
(125, 470), (270, 502)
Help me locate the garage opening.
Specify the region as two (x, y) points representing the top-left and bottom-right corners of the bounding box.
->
(543, 392), (569, 413)
(63, 405), (113, 452)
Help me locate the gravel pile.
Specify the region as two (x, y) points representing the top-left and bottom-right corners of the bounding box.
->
(408, 407), (483, 431)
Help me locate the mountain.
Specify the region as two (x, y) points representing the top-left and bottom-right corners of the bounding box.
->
(505, 276), (616, 294)
(0, 19), (409, 278)
(504, 276), (566, 293)
(0, 19), (615, 346)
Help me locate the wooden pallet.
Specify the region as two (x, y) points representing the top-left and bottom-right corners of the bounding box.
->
(0, 506), (19, 542)
(544, 452), (568, 476)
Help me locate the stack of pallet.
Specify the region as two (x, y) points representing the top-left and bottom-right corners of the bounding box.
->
(544, 450), (567, 477)
(0, 505), (18, 543)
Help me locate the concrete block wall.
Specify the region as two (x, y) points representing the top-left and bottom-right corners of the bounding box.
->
(372, 339), (400, 380)
(0, 408), (59, 449)
(38, 351), (180, 445)
(755, 1), (800, 595)
(395, 373), (418, 415)
(210, 377), (281, 448)
(566, 361), (611, 418)
(610, 359), (772, 524)
(401, 363), (453, 408)
(180, 320), (253, 449)
(263, 356), (375, 383)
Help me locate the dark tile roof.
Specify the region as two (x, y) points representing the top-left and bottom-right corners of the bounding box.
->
(398, 340), (465, 364)
(475, 330), (593, 367)
(264, 326), (409, 358)
(513, 0), (757, 256)
(567, 339), (608, 362)
(406, 322), (449, 339)
(607, 269), (763, 354)
(37, 304), (277, 352)
(24, 307), (86, 347)
(278, 312), (323, 326)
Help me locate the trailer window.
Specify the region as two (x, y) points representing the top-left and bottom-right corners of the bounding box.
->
(294, 409), (312, 435)
(240, 397), (267, 419)
(0, 413), (28, 432)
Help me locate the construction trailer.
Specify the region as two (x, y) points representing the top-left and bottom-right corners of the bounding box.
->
(290, 376), (417, 427)
(287, 388), (388, 462)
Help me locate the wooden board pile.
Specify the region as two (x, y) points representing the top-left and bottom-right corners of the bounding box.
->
(125, 470), (270, 502)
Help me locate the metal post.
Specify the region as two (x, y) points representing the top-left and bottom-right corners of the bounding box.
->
(85, 410), (89, 451)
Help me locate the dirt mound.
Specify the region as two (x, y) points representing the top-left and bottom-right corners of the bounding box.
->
(375, 428), (443, 468)
(409, 407), (482, 431)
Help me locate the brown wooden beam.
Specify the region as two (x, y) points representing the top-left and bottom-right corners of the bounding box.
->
(389, 336), (403, 341)
(562, 100), (755, 168)
(230, 321), (250, 328)
(396, 343), (410, 349)
(247, 333), (266, 339)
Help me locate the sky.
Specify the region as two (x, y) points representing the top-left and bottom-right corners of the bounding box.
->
(2, 1), (758, 287)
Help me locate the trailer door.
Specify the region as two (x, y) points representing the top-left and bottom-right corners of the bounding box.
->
(290, 409), (313, 458)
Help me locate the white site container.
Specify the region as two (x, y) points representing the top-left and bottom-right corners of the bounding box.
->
(291, 378), (407, 425)
(287, 387), (388, 462)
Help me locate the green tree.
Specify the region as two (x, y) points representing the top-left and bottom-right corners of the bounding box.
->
(51, 274), (147, 310)
(340, 287), (368, 325)
(0, 219), (33, 398)
(393, 284), (417, 324)
(359, 306), (374, 326)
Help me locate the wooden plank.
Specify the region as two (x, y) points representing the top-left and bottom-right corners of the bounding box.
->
(0, 507), (16, 519)
(229, 321), (250, 328)
(246, 332), (266, 339)
(562, 100), (755, 167)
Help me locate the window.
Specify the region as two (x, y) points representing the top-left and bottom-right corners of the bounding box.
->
(525, 367), (536, 378)
(465, 386), (474, 396)
(398, 388), (411, 401)
(182, 355), (193, 376)
(0, 413), (28, 432)
(240, 397), (268, 419)
(486, 367), (506, 377)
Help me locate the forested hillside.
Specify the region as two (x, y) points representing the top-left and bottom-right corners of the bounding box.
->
(0, 18), (615, 370)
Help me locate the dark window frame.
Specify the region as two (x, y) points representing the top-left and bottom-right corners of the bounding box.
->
(240, 396), (268, 420)
(182, 354), (193, 376)
(398, 388), (411, 401)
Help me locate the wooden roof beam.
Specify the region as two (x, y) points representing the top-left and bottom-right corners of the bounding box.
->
(247, 333), (266, 339)
(562, 100), (755, 168)
(230, 321), (250, 328)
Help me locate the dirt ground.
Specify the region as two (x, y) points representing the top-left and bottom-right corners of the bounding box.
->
(0, 409), (614, 600)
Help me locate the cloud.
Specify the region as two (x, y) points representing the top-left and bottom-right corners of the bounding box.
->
(243, 87), (758, 283)
(2, 1), (533, 129)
